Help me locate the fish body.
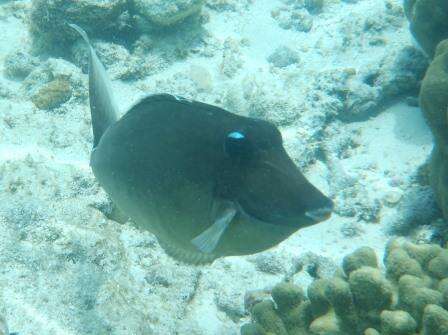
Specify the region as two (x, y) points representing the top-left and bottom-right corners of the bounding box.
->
(70, 24), (333, 264)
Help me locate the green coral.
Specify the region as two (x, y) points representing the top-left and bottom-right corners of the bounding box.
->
(420, 39), (448, 221)
(242, 240), (448, 334)
(380, 310), (417, 335)
(342, 246), (378, 276)
(403, 0), (448, 57)
(422, 304), (448, 335)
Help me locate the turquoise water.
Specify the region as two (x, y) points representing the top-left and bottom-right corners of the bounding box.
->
(0, 0), (446, 334)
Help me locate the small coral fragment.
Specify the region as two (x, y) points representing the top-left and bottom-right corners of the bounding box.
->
(30, 78), (72, 110)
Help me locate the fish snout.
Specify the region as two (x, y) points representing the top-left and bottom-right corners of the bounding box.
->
(305, 199), (334, 222)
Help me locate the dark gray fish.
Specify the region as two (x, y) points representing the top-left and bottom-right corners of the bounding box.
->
(70, 24), (333, 264)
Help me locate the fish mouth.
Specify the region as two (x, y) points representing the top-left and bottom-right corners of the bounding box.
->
(305, 206), (333, 222)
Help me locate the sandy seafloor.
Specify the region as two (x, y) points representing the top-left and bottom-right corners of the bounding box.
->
(0, 0), (436, 334)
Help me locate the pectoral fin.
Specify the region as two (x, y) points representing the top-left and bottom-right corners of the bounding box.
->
(191, 202), (237, 254)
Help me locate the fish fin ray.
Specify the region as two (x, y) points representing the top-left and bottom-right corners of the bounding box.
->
(68, 23), (119, 147)
(191, 206), (236, 254)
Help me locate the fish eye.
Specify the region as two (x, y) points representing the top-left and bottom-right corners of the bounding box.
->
(224, 131), (252, 158)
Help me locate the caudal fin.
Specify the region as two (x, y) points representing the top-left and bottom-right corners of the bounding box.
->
(69, 23), (118, 148)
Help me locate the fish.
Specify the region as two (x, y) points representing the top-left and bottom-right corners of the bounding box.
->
(69, 24), (333, 264)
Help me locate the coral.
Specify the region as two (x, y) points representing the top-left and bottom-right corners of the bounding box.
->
(420, 40), (448, 223)
(251, 252), (286, 275)
(380, 310), (417, 335)
(29, 0), (205, 55)
(23, 58), (86, 110)
(403, 0), (448, 57)
(272, 7), (313, 32)
(219, 38), (244, 78)
(388, 185), (440, 235)
(3, 50), (40, 80)
(422, 304), (448, 335)
(30, 78), (72, 110)
(242, 239), (448, 334)
(71, 40), (158, 81)
(134, 0), (204, 27)
(342, 246), (378, 276)
(304, 0), (324, 15)
(267, 46), (301, 68)
(376, 46), (428, 101)
(419, 40), (448, 151)
(29, 0), (129, 53)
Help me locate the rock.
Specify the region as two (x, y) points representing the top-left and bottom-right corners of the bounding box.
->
(273, 7), (313, 32)
(388, 185), (440, 235)
(134, 0), (204, 26)
(3, 51), (40, 80)
(267, 46), (301, 68)
(29, 0), (129, 53)
(304, 0), (324, 14)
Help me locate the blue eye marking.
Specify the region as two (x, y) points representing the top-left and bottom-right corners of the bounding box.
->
(228, 131), (245, 140)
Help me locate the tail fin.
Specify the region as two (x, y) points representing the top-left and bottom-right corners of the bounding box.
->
(69, 23), (118, 148)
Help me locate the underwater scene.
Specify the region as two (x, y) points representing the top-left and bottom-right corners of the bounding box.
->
(0, 0), (448, 334)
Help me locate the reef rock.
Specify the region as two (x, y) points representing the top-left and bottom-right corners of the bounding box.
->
(134, 0), (204, 27)
(29, 0), (129, 52)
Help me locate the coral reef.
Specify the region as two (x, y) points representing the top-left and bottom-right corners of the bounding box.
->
(29, 0), (129, 53)
(134, 0), (204, 27)
(241, 240), (448, 334)
(3, 50), (39, 80)
(29, 0), (205, 53)
(403, 0), (448, 57)
(23, 58), (86, 111)
(420, 40), (448, 221)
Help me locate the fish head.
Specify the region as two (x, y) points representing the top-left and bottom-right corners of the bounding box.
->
(219, 118), (333, 228)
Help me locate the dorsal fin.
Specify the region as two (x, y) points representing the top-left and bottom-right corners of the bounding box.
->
(69, 23), (119, 148)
